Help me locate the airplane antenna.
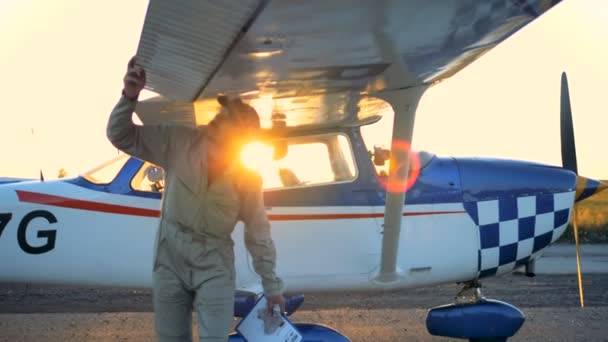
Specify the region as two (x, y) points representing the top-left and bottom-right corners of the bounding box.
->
(31, 128), (45, 182)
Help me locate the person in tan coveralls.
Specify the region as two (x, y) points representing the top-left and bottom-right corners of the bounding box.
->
(107, 58), (285, 342)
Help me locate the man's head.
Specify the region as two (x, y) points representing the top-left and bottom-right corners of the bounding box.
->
(207, 96), (261, 158)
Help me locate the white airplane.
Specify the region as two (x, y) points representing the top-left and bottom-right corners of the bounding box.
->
(1, 1), (603, 341)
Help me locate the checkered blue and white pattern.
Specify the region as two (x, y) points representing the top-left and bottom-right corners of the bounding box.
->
(464, 191), (575, 278)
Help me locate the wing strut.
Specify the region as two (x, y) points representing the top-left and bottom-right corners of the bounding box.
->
(373, 85), (428, 284)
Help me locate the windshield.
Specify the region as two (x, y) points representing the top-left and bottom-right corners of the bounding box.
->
(81, 154), (129, 185)
(361, 113), (435, 176)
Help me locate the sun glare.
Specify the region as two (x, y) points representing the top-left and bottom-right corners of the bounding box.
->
(240, 142), (274, 171)
(377, 140), (421, 193)
(248, 95), (275, 124)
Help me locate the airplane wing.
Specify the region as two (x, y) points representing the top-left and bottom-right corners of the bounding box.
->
(134, 0), (561, 128)
(132, 0), (563, 288)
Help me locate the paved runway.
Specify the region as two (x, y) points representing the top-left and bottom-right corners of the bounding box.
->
(534, 244), (608, 274)
(1, 243), (607, 341)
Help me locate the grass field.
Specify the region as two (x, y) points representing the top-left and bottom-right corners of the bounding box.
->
(559, 187), (608, 243)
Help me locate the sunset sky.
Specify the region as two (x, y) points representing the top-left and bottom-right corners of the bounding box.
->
(1, 0), (607, 180)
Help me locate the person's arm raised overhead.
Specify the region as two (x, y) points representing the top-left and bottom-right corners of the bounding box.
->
(106, 57), (176, 168)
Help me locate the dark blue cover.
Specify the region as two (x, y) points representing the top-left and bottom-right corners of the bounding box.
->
(230, 323), (350, 341)
(426, 299), (525, 339)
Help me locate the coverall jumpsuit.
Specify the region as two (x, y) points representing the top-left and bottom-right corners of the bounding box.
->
(107, 96), (284, 341)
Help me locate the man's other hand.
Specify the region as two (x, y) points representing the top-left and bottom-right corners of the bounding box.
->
(123, 56), (146, 100)
(266, 294), (286, 315)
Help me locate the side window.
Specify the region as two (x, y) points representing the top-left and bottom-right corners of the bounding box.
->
(131, 162), (165, 193)
(277, 142), (333, 186)
(241, 134), (357, 190)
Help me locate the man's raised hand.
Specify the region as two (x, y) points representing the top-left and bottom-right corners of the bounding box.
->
(123, 56), (146, 100)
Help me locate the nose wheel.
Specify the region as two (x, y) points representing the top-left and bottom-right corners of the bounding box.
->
(457, 282), (508, 342)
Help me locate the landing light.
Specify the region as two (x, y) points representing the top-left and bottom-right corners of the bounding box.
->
(247, 50), (283, 58)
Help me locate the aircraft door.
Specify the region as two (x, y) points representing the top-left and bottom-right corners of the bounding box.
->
(242, 132), (382, 289)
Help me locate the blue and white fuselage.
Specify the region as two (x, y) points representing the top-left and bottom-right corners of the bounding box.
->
(0, 126), (590, 293)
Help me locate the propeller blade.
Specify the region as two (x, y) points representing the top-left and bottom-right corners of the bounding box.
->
(560, 72), (578, 174)
(573, 204), (585, 307)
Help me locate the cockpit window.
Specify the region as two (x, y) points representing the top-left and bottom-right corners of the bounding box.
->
(126, 133), (358, 193)
(131, 162), (165, 193)
(240, 133), (357, 190)
(82, 155), (129, 185)
(416, 151), (436, 169)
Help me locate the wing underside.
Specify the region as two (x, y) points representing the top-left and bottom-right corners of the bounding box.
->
(135, 0), (560, 128)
